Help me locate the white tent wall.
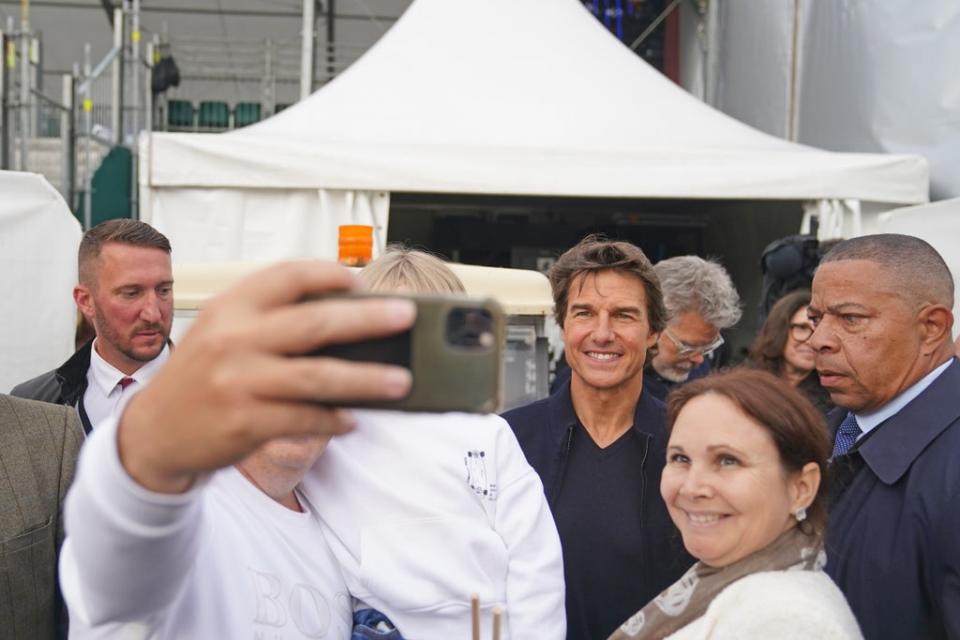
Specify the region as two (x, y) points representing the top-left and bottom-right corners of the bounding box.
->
(709, 0), (804, 139)
(141, 173), (390, 262)
(875, 198), (960, 322)
(798, 199), (902, 241)
(707, 0), (958, 201)
(0, 172), (82, 393)
(799, 0), (960, 200)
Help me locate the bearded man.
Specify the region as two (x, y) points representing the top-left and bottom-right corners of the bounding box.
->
(12, 219), (174, 433)
(644, 256), (741, 402)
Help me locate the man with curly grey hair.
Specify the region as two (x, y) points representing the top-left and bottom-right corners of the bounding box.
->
(645, 256), (742, 401)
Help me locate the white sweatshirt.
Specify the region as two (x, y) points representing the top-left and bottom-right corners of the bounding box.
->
(301, 410), (566, 640)
(60, 416), (353, 639)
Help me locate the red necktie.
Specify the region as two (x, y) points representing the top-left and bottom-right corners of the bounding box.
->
(118, 377), (136, 391)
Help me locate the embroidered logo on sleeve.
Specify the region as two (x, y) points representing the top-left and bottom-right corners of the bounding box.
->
(464, 450), (497, 500)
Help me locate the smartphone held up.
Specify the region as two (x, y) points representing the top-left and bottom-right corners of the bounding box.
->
(309, 293), (504, 414)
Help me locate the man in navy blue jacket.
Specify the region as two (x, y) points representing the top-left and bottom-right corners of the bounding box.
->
(808, 234), (960, 640)
(503, 235), (690, 640)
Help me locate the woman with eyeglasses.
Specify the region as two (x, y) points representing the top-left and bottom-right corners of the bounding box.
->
(747, 290), (833, 414)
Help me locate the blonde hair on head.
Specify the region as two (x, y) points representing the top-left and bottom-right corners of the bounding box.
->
(361, 245), (466, 295)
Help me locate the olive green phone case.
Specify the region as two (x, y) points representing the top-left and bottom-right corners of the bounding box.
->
(310, 294), (504, 413)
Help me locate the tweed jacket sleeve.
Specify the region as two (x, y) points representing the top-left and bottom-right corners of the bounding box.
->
(0, 395), (83, 640)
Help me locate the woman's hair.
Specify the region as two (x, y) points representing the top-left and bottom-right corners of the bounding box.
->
(665, 368), (831, 536)
(746, 289), (811, 375)
(361, 245), (466, 295)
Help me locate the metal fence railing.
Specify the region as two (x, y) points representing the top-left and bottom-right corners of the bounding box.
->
(1, 21), (79, 203)
(1, 2), (386, 224)
(2, 5), (153, 224)
(153, 34), (369, 129)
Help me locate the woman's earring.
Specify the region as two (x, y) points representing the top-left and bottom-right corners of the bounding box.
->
(794, 507), (807, 523)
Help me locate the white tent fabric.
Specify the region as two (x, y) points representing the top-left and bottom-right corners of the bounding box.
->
(708, 0), (958, 201)
(150, 187), (389, 264)
(141, 0), (929, 263)
(0, 171), (82, 393)
(799, 0), (960, 201)
(875, 197), (960, 315)
(800, 200), (863, 240)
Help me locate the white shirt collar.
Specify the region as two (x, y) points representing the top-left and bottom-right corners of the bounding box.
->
(855, 359), (953, 436)
(88, 339), (170, 396)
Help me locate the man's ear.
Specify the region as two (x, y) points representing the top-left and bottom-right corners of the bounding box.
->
(74, 285), (95, 322)
(646, 330), (660, 350)
(917, 304), (952, 355)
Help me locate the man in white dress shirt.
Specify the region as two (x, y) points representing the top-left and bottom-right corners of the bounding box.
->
(12, 219), (173, 432)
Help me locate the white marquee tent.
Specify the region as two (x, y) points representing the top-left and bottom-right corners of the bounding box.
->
(140, 0), (929, 264)
(876, 197), (960, 315)
(0, 171), (82, 392)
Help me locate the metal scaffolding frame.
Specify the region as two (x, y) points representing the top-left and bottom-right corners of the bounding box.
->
(1, 0), (380, 223)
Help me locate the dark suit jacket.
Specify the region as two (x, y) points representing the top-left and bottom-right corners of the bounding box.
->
(10, 341), (93, 433)
(0, 395), (83, 640)
(826, 358), (960, 640)
(640, 360), (711, 404)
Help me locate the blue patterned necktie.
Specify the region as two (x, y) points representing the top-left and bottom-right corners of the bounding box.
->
(832, 412), (862, 458)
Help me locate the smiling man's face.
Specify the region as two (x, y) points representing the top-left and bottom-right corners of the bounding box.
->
(561, 270), (658, 396)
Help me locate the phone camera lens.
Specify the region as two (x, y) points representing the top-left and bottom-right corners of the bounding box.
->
(446, 308), (495, 350)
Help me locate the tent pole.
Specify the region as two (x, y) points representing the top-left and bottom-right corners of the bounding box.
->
(326, 0), (336, 79)
(19, 9), (30, 169)
(131, 0), (140, 141)
(787, 0), (801, 141)
(110, 6), (124, 145)
(704, 0), (720, 107)
(0, 28), (8, 169)
(300, 0), (315, 100)
(61, 72), (76, 206)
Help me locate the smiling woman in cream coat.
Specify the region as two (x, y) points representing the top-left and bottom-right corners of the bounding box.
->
(610, 369), (862, 640)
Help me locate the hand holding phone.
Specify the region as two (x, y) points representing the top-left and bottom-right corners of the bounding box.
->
(117, 262), (416, 494)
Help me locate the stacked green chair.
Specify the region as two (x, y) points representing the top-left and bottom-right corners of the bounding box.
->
(197, 101), (230, 129)
(234, 102), (263, 127)
(167, 100), (194, 128)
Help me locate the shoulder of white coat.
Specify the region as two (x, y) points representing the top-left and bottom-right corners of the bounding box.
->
(446, 411), (511, 430)
(353, 409), (501, 428)
(426, 411), (517, 444)
(485, 413), (540, 490)
(704, 570), (862, 639)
